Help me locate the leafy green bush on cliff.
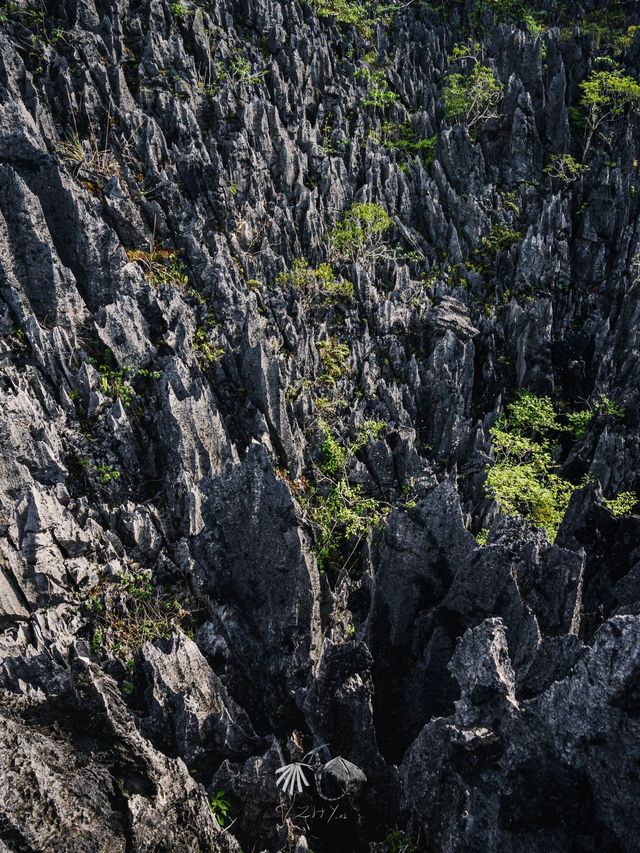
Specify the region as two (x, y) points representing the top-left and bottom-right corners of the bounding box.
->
(580, 65), (640, 155)
(444, 43), (503, 131)
(329, 202), (394, 263)
(276, 259), (354, 307)
(303, 420), (388, 574)
(485, 392), (576, 541)
(603, 491), (638, 517)
(311, 0), (387, 39)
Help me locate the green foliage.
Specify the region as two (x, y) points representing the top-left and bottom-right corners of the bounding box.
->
(0, 1), (67, 68)
(544, 153), (589, 185)
(97, 363), (161, 410)
(216, 53), (266, 87)
(192, 328), (224, 365)
(317, 337), (351, 384)
(603, 491), (638, 517)
(276, 259), (354, 307)
(319, 418), (384, 476)
(73, 455), (121, 490)
(98, 365), (135, 409)
(561, 9), (639, 54)
(372, 122), (437, 166)
(481, 223), (522, 256)
(356, 65), (396, 109)
(312, 478), (386, 572)
(384, 830), (416, 853)
(485, 391), (577, 541)
(303, 420), (389, 574)
(505, 390), (560, 433)
(209, 790), (231, 827)
(311, 0), (393, 39)
(86, 569), (190, 664)
(580, 65), (640, 155)
(352, 418), (386, 450)
(91, 627), (104, 655)
(444, 46), (503, 130)
(94, 463), (121, 484)
(475, 527), (489, 545)
(484, 0), (544, 32)
(126, 248), (189, 287)
(320, 428), (348, 475)
(599, 395), (625, 419)
(565, 409), (592, 438)
(566, 395), (624, 437)
(329, 202), (394, 263)
(170, 2), (188, 18)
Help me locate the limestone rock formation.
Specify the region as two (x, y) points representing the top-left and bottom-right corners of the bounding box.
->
(1, 0), (639, 850)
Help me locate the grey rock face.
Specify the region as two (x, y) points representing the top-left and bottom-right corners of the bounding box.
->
(0, 0), (639, 850)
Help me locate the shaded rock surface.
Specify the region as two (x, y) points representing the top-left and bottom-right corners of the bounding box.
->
(0, 0), (640, 850)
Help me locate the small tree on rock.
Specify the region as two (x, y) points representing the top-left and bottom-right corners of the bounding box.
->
(580, 65), (640, 156)
(443, 43), (503, 132)
(329, 202), (394, 264)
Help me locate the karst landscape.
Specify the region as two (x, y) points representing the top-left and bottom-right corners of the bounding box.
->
(1, 0), (640, 850)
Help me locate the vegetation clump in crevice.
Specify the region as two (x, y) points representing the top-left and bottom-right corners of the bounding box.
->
(485, 392), (577, 541)
(86, 568), (192, 666)
(579, 64), (640, 156)
(370, 121), (437, 166)
(356, 54), (397, 109)
(603, 491), (638, 517)
(317, 337), (351, 385)
(443, 42), (503, 132)
(192, 327), (225, 366)
(301, 419), (390, 574)
(94, 360), (161, 411)
(329, 202), (394, 264)
(276, 258), (354, 309)
(126, 248), (190, 287)
(311, 0), (395, 40)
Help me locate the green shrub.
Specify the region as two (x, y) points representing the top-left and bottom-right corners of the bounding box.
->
(599, 395), (625, 419)
(485, 391), (577, 541)
(317, 337), (351, 384)
(209, 790), (230, 827)
(96, 362), (161, 410)
(311, 0), (393, 39)
(301, 420), (389, 573)
(603, 491), (638, 517)
(356, 65), (396, 109)
(192, 328), (224, 365)
(444, 44), (503, 130)
(565, 409), (592, 438)
(481, 223), (523, 255)
(126, 248), (189, 287)
(319, 428), (347, 475)
(216, 53), (266, 87)
(544, 153), (589, 185)
(86, 569), (190, 664)
(303, 419), (389, 574)
(329, 202), (394, 263)
(504, 390), (560, 433)
(580, 65), (640, 156)
(475, 527), (489, 545)
(94, 463), (121, 484)
(566, 394), (624, 437)
(276, 258), (354, 306)
(373, 122), (437, 166)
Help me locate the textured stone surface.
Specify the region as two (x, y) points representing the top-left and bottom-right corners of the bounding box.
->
(0, 0), (639, 850)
